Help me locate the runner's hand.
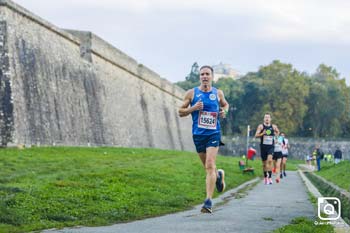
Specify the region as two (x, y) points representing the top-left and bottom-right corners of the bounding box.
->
(219, 109), (227, 118)
(193, 100), (203, 111)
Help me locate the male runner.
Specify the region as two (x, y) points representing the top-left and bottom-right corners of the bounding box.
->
(179, 65), (229, 213)
(255, 113), (280, 185)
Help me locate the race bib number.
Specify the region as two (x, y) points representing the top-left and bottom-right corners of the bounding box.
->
(263, 136), (273, 145)
(275, 143), (282, 152)
(198, 111), (217, 129)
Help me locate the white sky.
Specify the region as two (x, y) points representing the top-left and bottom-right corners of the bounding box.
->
(13, 0), (350, 83)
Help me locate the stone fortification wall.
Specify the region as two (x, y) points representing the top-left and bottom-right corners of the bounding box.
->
(0, 0), (193, 150)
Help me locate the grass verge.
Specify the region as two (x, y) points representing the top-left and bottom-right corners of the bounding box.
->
(305, 172), (350, 225)
(304, 160), (350, 225)
(0, 147), (263, 232)
(283, 159), (304, 171)
(273, 184), (335, 233)
(273, 216), (334, 233)
(316, 160), (350, 191)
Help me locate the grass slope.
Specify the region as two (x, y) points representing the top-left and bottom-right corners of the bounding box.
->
(0, 147), (263, 232)
(273, 216), (334, 233)
(316, 160), (350, 191)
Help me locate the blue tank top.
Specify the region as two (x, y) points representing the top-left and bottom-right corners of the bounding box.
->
(191, 87), (221, 135)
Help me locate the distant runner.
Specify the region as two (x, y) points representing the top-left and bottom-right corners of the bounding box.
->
(255, 113), (280, 185)
(280, 132), (289, 178)
(273, 135), (283, 183)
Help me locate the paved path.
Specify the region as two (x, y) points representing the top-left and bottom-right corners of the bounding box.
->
(43, 171), (315, 233)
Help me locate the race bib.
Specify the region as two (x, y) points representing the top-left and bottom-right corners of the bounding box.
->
(263, 136), (273, 145)
(275, 143), (282, 152)
(198, 111), (217, 129)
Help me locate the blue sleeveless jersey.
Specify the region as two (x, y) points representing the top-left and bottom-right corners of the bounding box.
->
(191, 87), (221, 135)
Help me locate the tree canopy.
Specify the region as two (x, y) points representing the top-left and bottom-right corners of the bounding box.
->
(176, 60), (350, 138)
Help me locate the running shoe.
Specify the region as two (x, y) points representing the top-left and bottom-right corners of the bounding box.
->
(264, 177), (268, 185)
(201, 198), (212, 213)
(276, 178), (280, 183)
(268, 178), (273, 185)
(216, 169), (226, 192)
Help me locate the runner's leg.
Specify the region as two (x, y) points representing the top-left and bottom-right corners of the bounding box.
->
(267, 154), (273, 184)
(275, 157), (281, 183)
(282, 157), (287, 176)
(198, 152), (206, 167)
(205, 146), (218, 200)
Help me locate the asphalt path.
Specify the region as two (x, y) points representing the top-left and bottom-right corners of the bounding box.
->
(43, 171), (316, 233)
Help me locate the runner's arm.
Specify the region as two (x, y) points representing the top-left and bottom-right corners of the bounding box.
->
(218, 90), (229, 118)
(255, 124), (264, 138)
(178, 89), (202, 117)
(273, 124), (280, 136)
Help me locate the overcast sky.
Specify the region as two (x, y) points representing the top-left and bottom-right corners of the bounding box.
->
(14, 0), (350, 84)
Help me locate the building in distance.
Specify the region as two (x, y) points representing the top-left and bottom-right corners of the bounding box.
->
(212, 62), (239, 82)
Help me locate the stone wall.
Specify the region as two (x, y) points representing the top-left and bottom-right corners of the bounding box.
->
(0, 0), (193, 150)
(0, 19), (13, 146)
(220, 136), (350, 160)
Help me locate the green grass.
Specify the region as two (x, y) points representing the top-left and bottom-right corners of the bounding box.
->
(305, 171), (350, 225)
(316, 160), (350, 191)
(0, 147), (265, 232)
(273, 171), (336, 233)
(273, 216), (334, 233)
(283, 159), (304, 171)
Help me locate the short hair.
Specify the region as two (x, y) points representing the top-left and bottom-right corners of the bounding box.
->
(264, 112), (271, 117)
(200, 65), (214, 74)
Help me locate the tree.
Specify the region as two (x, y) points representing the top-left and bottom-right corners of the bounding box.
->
(303, 64), (350, 138)
(214, 78), (244, 135)
(186, 62), (199, 82)
(175, 62), (200, 90)
(174, 61), (350, 138)
(237, 60), (309, 135)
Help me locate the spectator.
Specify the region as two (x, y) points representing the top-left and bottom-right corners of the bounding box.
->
(313, 145), (324, 171)
(334, 147), (342, 164)
(325, 153), (332, 163)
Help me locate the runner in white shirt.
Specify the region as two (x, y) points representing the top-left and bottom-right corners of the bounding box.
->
(273, 135), (283, 183)
(280, 132), (289, 178)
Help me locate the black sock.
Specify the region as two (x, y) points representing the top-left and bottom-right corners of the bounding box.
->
(268, 171), (272, 178)
(264, 171), (267, 178)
